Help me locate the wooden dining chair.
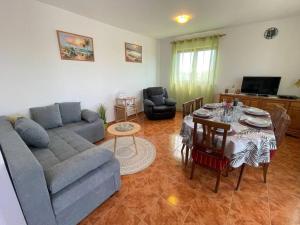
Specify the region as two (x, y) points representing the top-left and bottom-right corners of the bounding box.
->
(194, 97), (204, 110)
(182, 100), (195, 118)
(269, 104), (287, 131)
(190, 117), (231, 193)
(236, 112), (291, 190)
(181, 100), (195, 167)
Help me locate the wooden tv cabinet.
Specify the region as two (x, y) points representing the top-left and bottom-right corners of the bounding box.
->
(219, 93), (300, 138)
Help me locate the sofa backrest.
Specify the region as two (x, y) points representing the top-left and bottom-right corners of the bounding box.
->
(0, 116), (57, 225)
(143, 87), (168, 100)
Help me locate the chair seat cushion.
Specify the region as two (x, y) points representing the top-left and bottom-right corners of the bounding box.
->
(270, 149), (276, 159)
(153, 105), (175, 113)
(192, 149), (229, 171)
(44, 146), (113, 194)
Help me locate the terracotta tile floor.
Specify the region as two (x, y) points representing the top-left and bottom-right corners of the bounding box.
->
(79, 112), (300, 225)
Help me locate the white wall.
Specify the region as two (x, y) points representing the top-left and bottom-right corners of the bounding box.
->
(0, 0), (158, 122)
(159, 16), (300, 98)
(0, 151), (26, 225)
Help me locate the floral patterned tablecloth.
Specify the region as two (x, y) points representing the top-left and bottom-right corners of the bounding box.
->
(180, 108), (277, 168)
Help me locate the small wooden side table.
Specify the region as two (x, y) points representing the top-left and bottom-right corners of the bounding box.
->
(114, 97), (139, 122)
(107, 122), (141, 155)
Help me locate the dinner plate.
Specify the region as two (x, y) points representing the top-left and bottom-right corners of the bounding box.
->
(193, 109), (211, 118)
(244, 107), (268, 116)
(245, 117), (271, 128)
(204, 103), (219, 109)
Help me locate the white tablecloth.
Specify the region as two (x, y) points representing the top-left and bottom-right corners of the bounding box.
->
(180, 107), (277, 168)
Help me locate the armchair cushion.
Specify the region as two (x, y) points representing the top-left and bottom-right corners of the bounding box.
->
(165, 98), (176, 106)
(151, 94), (165, 106)
(57, 102), (81, 124)
(144, 99), (155, 107)
(30, 104), (63, 129)
(15, 118), (49, 148)
(81, 109), (99, 123)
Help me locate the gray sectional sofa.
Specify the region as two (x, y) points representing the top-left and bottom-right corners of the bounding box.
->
(0, 102), (121, 225)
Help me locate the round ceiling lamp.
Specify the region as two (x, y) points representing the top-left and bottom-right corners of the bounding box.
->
(175, 14), (191, 24)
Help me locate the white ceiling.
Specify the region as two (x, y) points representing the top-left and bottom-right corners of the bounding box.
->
(39, 0), (300, 39)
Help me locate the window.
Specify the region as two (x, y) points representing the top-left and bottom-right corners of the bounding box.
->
(177, 50), (213, 81)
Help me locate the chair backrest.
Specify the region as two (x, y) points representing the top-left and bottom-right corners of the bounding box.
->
(143, 87), (168, 100)
(194, 97), (204, 110)
(269, 104), (287, 130)
(275, 113), (291, 147)
(193, 117), (231, 158)
(182, 100), (195, 118)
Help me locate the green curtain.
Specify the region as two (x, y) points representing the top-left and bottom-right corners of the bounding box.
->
(169, 36), (219, 109)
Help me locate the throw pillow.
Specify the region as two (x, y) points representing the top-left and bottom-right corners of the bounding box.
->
(151, 94), (165, 106)
(15, 118), (49, 148)
(81, 109), (99, 123)
(57, 102), (81, 124)
(30, 104), (63, 129)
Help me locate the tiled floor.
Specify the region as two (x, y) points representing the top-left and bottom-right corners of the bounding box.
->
(80, 112), (300, 225)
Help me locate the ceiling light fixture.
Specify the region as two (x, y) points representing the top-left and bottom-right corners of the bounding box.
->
(175, 14), (191, 24)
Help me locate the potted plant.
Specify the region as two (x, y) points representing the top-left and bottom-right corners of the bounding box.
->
(98, 104), (108, 128)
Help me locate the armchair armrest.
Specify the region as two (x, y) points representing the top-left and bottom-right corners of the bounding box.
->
(165, 98), (176, 106)
(144, 99), (155, 107)
(81, 109), (100, 123)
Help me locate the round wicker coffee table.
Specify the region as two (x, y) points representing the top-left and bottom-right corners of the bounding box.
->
(107, 122), (141, 156)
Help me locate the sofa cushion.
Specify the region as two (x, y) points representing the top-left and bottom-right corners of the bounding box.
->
(15, 118), (49, 148)
(57, 102), (81, 124)
(147, 87), (164, 96)
(64, 120), (105, 143)
(151, 94), (165, 106)
(81, 109), (99, 123)
(31, 128), (95, 170)
(30, 104), (63, 129)
(153, 105), (174, 113)
(165, 98), (176, 106)
(44, 146), (113, 194)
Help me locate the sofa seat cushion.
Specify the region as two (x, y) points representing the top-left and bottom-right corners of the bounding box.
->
(31, 128), (94, 169)
(64, 120), (104, 143)
(57, 102), (81, 124)
(153, 105), (175, 113)
(44, 146), (113, 194)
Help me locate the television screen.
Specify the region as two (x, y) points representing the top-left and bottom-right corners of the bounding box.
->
(241, 76), (281, 95)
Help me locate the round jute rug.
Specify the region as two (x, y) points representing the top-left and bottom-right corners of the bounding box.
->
(99, 136), (156, 175)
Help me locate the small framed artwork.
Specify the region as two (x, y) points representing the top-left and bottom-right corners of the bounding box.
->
(125, 42), (142, 63)
(56, 30), (95, 61)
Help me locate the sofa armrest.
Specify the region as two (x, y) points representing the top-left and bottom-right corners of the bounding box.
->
(0, 132), (56, 225)
(144, 99), (155, 107)
(81, 109), (100, 123)
(165, 98), (176, 106)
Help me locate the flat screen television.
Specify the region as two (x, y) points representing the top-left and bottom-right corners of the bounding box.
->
(241, 76), (281, 95)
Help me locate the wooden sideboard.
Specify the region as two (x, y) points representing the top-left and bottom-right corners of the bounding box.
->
(219, 93), (300, 138)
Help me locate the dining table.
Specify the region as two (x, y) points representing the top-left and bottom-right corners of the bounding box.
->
(180, 103), (277, 168)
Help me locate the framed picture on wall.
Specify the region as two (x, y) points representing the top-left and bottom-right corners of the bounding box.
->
(56, 30), (95, 61)
(125, 42), (142, 63)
